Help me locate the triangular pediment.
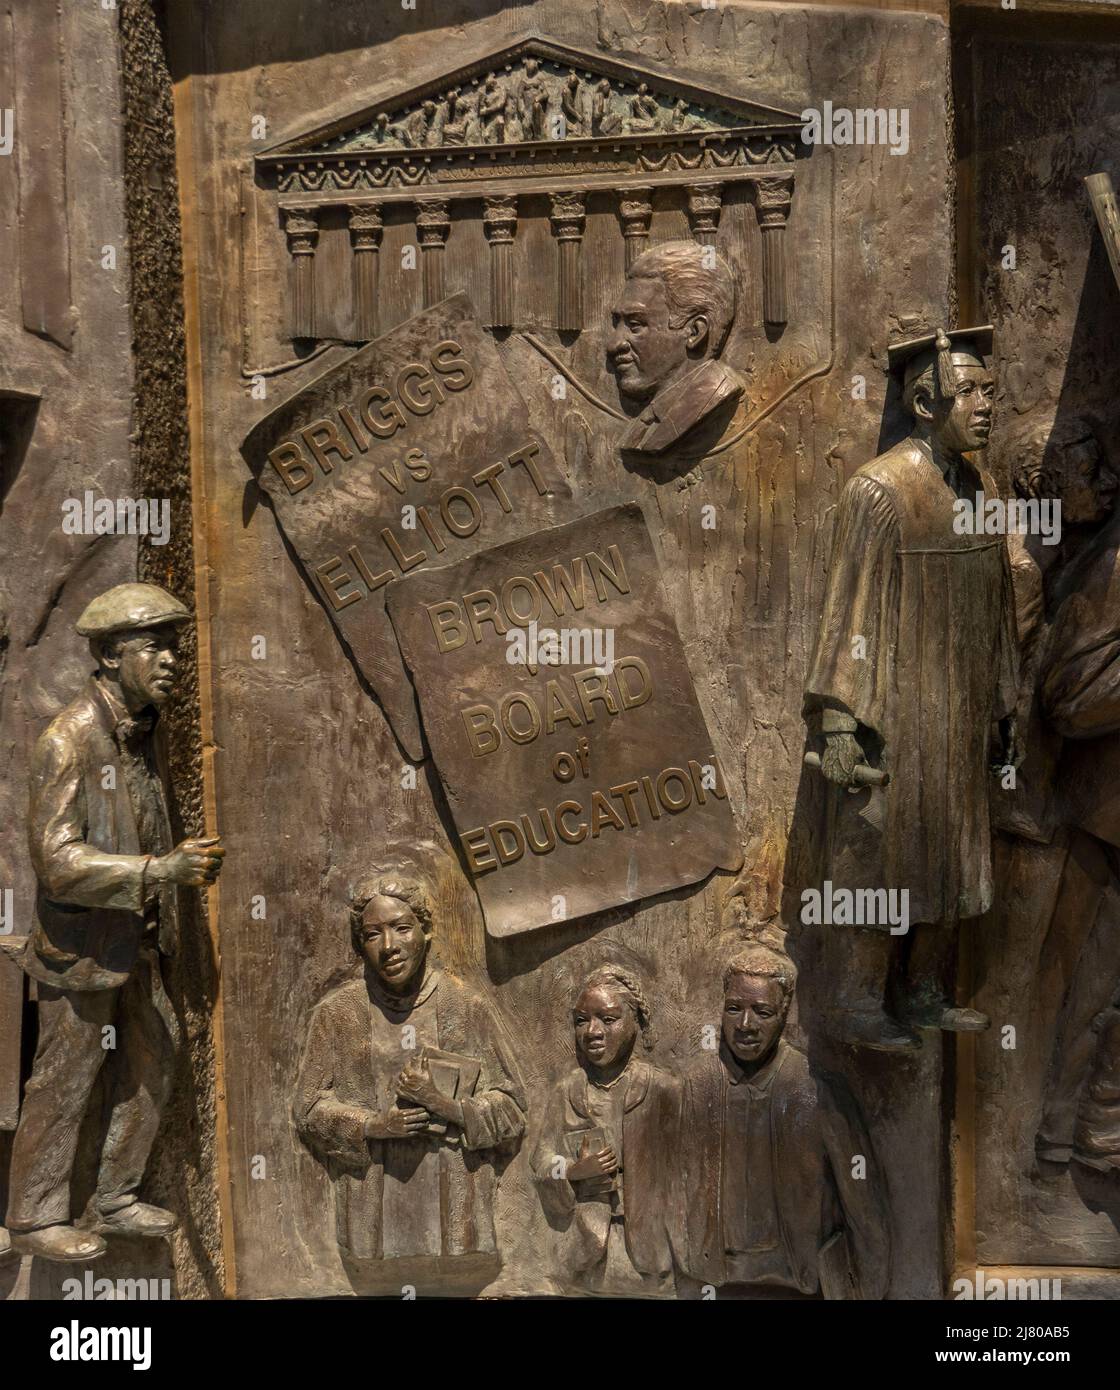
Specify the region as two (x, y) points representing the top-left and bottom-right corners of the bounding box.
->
(261, 35), (802, 163)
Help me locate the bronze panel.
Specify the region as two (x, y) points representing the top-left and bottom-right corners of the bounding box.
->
(388, 503), (741, 936)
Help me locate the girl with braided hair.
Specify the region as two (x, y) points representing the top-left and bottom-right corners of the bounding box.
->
(530, 964), (681, 1297)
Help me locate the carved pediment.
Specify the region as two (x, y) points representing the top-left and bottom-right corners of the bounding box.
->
(255, 34), (810, 345)
(257, 35), (805, 195)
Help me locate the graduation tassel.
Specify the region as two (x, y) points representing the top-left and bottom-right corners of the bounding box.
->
(935, 327), (957, 398)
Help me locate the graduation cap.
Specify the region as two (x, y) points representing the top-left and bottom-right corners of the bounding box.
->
(887, 324), (994, 398)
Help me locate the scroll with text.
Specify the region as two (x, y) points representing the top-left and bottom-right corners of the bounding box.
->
(387, 503), (742, 936)
(242, 294), (570, 760)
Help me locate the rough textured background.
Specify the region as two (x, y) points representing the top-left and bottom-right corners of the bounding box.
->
(120, 0), (223, 1300)
(0, 0), (138, 1281)
(1, 0), (223, 1301)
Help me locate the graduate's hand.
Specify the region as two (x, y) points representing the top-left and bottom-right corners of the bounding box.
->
(819, 732), (867, 791)
(366, 1105), (429, 1140)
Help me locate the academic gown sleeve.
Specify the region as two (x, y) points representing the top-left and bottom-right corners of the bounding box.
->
(803, 474), (901, 742)
(530, 1080), (578, 1229)
(293, 1001), (371, 1175)
(989, 477), (1022, 728)
(456, 995), (527, 1153)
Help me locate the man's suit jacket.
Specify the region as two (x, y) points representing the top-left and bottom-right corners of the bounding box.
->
(679, 1042), (890, 1298)
(22, 676), (179, 992)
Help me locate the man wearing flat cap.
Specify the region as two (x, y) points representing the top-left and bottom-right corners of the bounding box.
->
(803, 328), (1019, 1051)
(6, 583), (224, 1262)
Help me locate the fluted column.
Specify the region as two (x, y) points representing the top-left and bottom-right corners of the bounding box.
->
(416, 198), (452, 309)
(348, 203), (383, 341)
(483, 195), (518, 330)
(549, 191), (586, 333)
(617, 186), (653, 269)
(685, 183), (723, 246)
(283, 206), (319, 340)
(755, 175), (793, 328)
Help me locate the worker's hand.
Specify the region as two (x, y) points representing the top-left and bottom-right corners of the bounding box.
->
(151, 836), (225, 887)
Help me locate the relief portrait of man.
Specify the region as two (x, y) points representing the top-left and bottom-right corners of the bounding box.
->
(607, 239), (749, 468)
(677, 944), (889, 1299)
(293, 868), (526, 1295)
(530, 965), (681, 1298)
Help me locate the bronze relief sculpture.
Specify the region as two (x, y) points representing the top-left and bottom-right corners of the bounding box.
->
(6, 584), (224, 1262)
(294, 866), (525, 1294)
(678, 945), (889, 1298)
(804, 328), (1019, 1051)
(10, 2), (1120, 1313)
(608, 240), (749, 465)
(531, 965), (680, 1297)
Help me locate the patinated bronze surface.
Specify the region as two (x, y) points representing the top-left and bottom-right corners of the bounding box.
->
(5, 585), (223, 1265)
(387, 503), (741, 935)
(5, 0), (1120, 1316)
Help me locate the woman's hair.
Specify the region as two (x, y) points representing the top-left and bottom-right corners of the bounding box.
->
(575, 964), (655, 1051)
(348, 873), (434, 953)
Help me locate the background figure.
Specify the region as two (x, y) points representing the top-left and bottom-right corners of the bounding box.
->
(1073, 1004), (1120, 1175)
(7, 583), (224, 1263)
(531, 965), (680, 1297)
(678, 944), (889, 1298)
(1031, 486), (1120, 1174)
(294, 865), (525, 1296)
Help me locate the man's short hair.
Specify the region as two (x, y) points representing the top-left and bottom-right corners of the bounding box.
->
(723, 942), (797, 1004)
(1013, 416), (1102, 501)
(901, 347), (987, 417)
(626, 240), (737, 357)
(348, 872), (434, 953)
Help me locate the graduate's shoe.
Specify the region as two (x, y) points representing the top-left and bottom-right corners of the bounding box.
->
(11, 1224), (107, 1262)
(906, 1000), (989, 1032)
(84, 1201), (177, 1238)
(835, 1008), (920, 1052)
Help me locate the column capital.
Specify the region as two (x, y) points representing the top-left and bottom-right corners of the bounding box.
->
(685, 183), (723, 242)
(755, 174), (794, 228)
(348, 204), (384, 250)
(618, 186), (653, 227)
(483, 194), (518, 244)
(549, 190), (586, 241)
(415, 197), (452, 249)
(282, 206), (319, 254)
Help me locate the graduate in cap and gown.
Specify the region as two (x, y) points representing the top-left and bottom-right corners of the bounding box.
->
(803, 327), (1019, 1051)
